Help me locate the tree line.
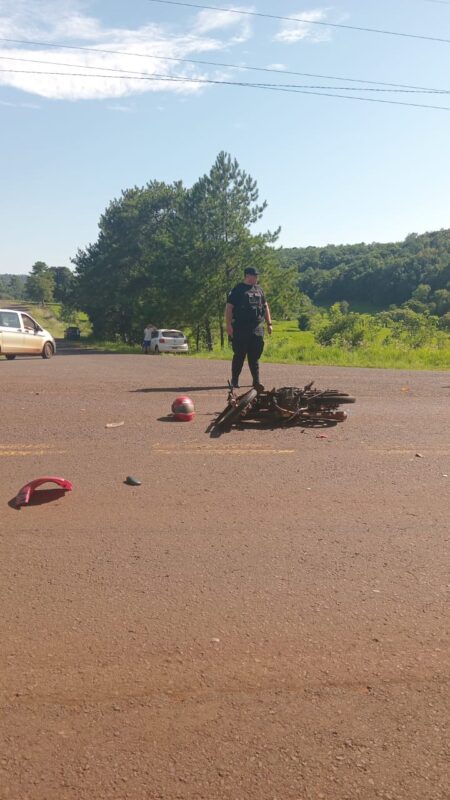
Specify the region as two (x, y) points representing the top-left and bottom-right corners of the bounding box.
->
(3, 155), (450, 348)
(0, 264), (74, 305)
(1, 153), (299, 347)
(71, 152), (299, 346)
(279, 229), (450, 317)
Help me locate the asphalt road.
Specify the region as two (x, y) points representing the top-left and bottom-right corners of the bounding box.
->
(1, 352), (449, 800)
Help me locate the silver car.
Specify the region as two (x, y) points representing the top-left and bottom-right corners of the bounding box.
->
(0, 308), (56, 360)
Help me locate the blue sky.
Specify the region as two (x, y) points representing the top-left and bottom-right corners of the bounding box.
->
(1, 0), (450, 273)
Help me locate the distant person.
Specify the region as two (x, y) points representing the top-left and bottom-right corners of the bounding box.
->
(225, 266), (272, 390)
(142, 323), (155, 354)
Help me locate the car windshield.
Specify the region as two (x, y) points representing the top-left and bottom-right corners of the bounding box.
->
(162, 330), (184, 338)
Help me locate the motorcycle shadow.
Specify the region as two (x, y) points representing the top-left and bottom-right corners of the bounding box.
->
(206, 414), (338, 438)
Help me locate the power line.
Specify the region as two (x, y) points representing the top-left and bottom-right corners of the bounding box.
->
(147, 0), (450, 44)
(0, 37), (448, 95)
(2, 68), (450, 110)
(1, 55), (449, 95)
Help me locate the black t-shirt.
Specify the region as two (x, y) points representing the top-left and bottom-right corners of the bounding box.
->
(227, 282), (267, 335)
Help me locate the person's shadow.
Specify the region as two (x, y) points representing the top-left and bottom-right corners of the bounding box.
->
(131, 386), (228, 394)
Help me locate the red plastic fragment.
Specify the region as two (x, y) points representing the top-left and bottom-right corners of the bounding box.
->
(14, 477), (73, 508)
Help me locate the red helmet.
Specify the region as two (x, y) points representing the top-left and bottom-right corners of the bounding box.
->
(171, 395), (195, 421)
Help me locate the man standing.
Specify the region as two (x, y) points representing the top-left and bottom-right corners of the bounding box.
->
(225, 266), (272, 390)
(142, 323), (155, 354)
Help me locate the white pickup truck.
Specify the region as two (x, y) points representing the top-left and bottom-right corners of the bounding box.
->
(0, 308), (56, 360)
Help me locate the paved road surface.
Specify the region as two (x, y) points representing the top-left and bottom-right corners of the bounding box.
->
(1, 353), (449, 800)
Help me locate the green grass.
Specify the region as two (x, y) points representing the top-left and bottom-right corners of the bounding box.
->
(190, 320), (450, 371)
(83, 339), (142, 354)
(81, 320), (450, 369)
(4, 297), (447, 370)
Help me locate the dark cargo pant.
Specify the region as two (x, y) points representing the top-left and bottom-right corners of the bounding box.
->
(231, 330), (264, 387)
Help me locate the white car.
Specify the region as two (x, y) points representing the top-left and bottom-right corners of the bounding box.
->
(0, 308), (56, 360)
(149, 328), (189, 354)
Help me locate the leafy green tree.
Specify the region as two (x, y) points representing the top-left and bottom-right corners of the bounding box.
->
(432, 289), (450, 315)
(378, 308), (439, 348)
(49, 267), (75, 303)
(316, 304), (377, 348)
(412, 283), (432, 303)
(72, 181), (186, 339)
(8, 275), (25, 300)
(261, 259), (300, 320)
(0, 276), (9, 297)
(439, 312), (450, 331)
(182, 152), (279, 348)
(25, 261), (55, 304)
(297, 295), (318, 330)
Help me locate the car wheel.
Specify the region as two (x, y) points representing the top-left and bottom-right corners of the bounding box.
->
(42, 342), (54, 359)
(5, 354), (16, 361)
(154, 345), (160, 354)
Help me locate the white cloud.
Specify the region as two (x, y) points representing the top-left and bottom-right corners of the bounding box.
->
(0, 0), (254, 100)
(193, 7), (253, 44)
(194, 8), (243, 35)
(274, 8), (331, 44)
(266, 63), (287, 71)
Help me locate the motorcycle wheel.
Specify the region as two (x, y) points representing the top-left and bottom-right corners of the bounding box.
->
(215, 388), (258, 428)
(313, 392), (356, 406)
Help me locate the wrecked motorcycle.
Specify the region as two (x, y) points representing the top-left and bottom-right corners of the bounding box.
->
(213, 382), (356, 429)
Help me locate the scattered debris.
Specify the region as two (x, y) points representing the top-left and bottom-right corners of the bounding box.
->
(415, 453), (424, 458)
(211, 638), (220, 644)
(316, 434), (329, 439)
(106, 421), (124, 428)
(14, 476), (73, 508)
(125, 476), (142, 486)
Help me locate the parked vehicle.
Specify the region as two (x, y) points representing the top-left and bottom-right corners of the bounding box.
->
(64, 326), (81, 340)
(148, 329), (189, 354)
(0, 309), (56, 360)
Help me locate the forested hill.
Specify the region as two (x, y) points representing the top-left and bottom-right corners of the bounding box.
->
(277, 229), (450, 311)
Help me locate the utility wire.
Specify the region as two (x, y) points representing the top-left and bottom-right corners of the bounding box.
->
(2, 68), (450, 110)
(147, 0), (450, 44)
(1, 55), (449, 95)
(0, 36), (448, 95)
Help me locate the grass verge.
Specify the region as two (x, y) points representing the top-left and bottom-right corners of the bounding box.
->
(85, 321), (450, 370)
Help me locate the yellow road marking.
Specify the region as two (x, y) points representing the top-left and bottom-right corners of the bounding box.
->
(0, 443), (52, 448)
(0, 450), (66, 457)
(368, 448), (450, 455)
(153, 447), (294, 455)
